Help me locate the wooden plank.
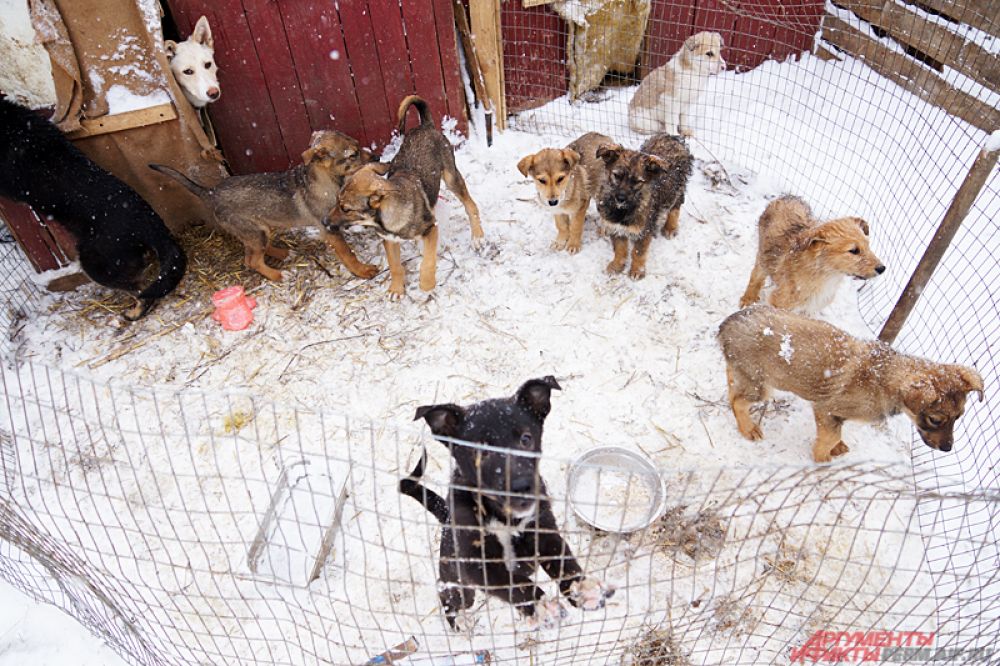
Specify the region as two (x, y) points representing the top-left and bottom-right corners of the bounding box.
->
(785, 0), (826, 53)
(691, 0), (740, 54)
(499, 0), (564, 114)
(64, 103), (177, 140)
(166, 1), (289, 174)
(368, 0), (417, 125)
(902, 0), (1000, 39)
(241, 0), (314, 161)
(642, 0), (698, 76)
(401, 0), (452, 129)
(880, 143), (1000, 343)
(472, 0), (508, 125)
(276, 3), (368, 145)
(835, 0), (1000, 92)
(823, 14), (1000, 132)
(730, 0), (778, 71)
(0, 199), (71, 273)
(430, 0), (469, 130)
(336, 2), (395, 147)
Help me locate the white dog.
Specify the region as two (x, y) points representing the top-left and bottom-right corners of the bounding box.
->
(628, 31), (725, 136)
(165, 16), (220, 108)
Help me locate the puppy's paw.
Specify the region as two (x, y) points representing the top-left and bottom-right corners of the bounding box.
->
(570, 578), (615, 611)
(605, 260), (626, 275)
(566, 240), (582, 254)
(551, 238), (568, 252)
(629, 265), (646, 281)
(355, 263), (379, 280)
(525, 597), (567, 631)
(450, 610), (479, 634)
(471, 233), (485, 252)
(661, 225), (678, 239)
(387, 285), (405, 301)
(830, 441), (850, 458)
(738, 422), (764, 441)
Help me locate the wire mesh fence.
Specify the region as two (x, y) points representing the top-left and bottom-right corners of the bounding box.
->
(2, 1), (1000, 664)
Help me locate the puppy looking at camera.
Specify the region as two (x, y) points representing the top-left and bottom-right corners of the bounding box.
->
(595, 133), (693, 279)
(400, 377), (613, 630)
(628, 31), (725, 136)
(517, 132), (615, 253)
(325, 95), (484, 299)
(739, 196), (885, 312)
(719, 305), (984, 463)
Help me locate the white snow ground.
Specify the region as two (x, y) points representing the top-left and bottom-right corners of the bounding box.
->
(1, 50), (996, 664)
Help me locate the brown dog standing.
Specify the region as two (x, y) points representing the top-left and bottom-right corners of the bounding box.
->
(740, 196), (885, 311)
(150, 130), (377, 281)
(325, 95), (484, 299)
(517, 132), (615, 254)
(595, 134), (692, 279)
(718, 305), (983, 463)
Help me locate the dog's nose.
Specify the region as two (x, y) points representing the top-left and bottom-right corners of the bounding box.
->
(207, 88), (221, 100)
(939, 441), (953, 452)
(510, 477), (533, 494)
(875, 265), (886, 275)
(548, 199), (559, 207)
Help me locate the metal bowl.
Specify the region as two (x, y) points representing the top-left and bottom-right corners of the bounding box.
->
(567, 446), (666, 533)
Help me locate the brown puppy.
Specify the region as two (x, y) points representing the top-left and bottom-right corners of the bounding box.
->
(150, 130), (377, 281)
(740, 196), (885, 312)
(324, 95), (484, 299)
(718, 305), (984, 463)
(595, 133), (692, 279)
(517, 132), (615, 253)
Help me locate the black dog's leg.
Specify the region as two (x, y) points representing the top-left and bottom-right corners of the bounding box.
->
(438, 528), (476, 630)
(534, 504), (613, 610)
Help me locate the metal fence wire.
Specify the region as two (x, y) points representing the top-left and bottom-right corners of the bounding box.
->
(2, 2), (1000, 664)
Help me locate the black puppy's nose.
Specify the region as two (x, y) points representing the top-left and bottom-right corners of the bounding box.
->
(548, 199), (559, 207)
(939, 441), (953, 452)
(510, 477), (533, 494)
(875, 265), (886, 274)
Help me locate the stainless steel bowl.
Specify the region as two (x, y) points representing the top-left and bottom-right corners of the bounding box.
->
(567, 446), (666, 533)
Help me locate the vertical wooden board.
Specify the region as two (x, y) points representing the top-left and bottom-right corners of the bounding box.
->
(501, 0), (567, 113)
(241, 0), (314, 160)
(642, 0), (698, 76)
(166, 1), (289, 174)
(400, 0), (451, 131)
(430, 0), (468, 131)
(336, 2), (395, 147)
(729, 0), (778, 71)
(691, 0), (740, 57)
(367, 0), (416, 124)
(785, 0), (824, 53)
(276, 3), (367, 144)
(0, 199), (70, 273)
(770, 0), (800, 59)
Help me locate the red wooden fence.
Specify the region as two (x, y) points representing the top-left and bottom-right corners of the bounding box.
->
(167, 0), (467, 175)
(502, 0), (824, 112)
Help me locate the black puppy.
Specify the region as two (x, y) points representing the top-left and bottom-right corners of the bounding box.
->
(0, 98), (186, 320)
(400, 376), (613, 630)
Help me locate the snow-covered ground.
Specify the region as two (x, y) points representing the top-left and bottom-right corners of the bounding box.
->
(1, 48), (997, 664)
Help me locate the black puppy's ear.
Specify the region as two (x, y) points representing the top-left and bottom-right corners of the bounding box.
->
(414, 403), (465, 438)
(596, 145), (621, 167)
(644, 156), (668, 175)
(515, 376), (562, 421)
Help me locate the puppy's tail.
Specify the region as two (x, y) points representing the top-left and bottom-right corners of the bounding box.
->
(148, 163), (210, 198)
(398, 448), (449, 524)
(397, 95), (433, 135)
(138, 232), (187, 302)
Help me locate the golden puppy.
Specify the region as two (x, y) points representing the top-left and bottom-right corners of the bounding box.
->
(718, 305), (984, 463)
(517, 132), (615, 253)
(628, 31), (725, 136)
(739, 196), (885, 312)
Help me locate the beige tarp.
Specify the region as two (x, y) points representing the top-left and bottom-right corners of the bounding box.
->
(552, 0), (651, 99)
(29, 0), (227, 232)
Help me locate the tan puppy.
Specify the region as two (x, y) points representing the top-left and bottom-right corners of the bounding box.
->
(324, 95), (483, 299)
(718, 305), (984, 463)
(151, 131), (377, 281)
(740, 196), (885, 312)
(628, 32), (725, 136)
(517, 132), (615, 253)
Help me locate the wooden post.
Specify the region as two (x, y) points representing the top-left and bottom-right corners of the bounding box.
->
(879, 139), (1000, 344)
(453, 0), (495, 145)
(469, 0), (507, 131)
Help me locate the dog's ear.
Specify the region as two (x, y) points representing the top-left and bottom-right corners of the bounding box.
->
(855, 217), (870, 236)
(957, 366), (984, 402)
(515, 376), (562, 421)
(902, 382), (936, 415)
(414, 404), (465, 438)
(368, 193), (383, 209)
(165, 40), (178, 61)
(369, 161), (391, 175)
(644, 155), (668, 176)
(301, 147), (326, 164)
(359, 147), (376, 163)
(596, 145), (621, 167)
(684, 34), (699, 52)
(193, 16), (214, 50)
(807, 227), (831, 247)
(517, 154), (535, 177)
(562, 149), (581, 170)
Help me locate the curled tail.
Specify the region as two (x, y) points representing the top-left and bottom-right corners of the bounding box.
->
(397, 95), (433, 135)
(138, 233), (187, 301)
(148, 163), (210, 198)
(398, 449), (449, 524)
